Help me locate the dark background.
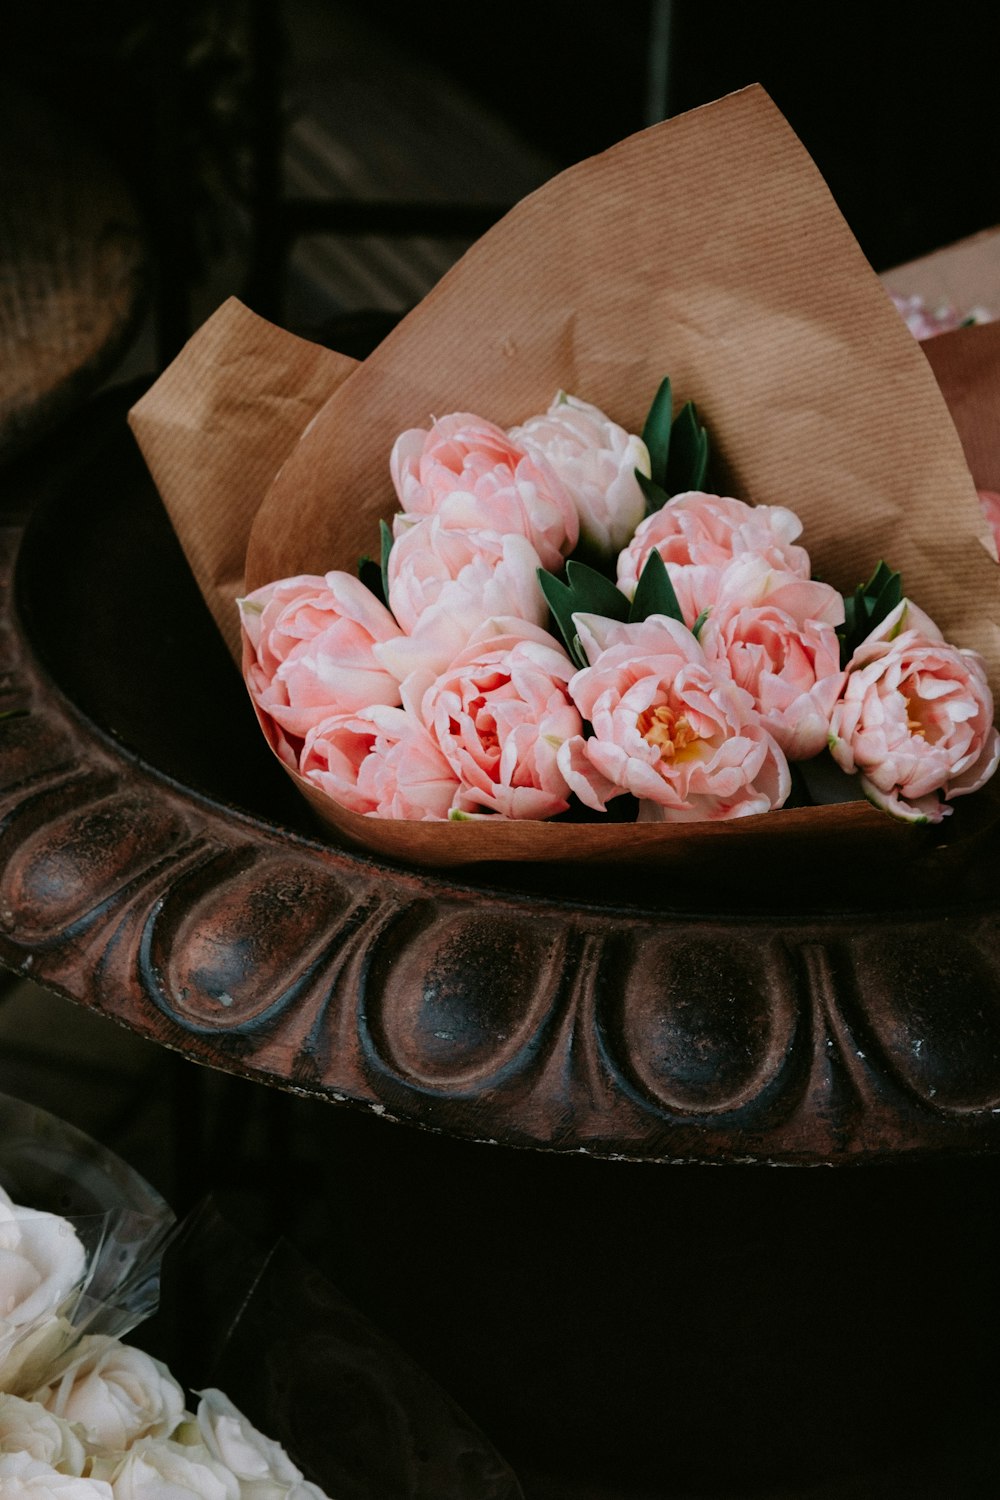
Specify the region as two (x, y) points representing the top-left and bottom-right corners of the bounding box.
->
(370, 0), (1000, 271)
(7, 0), (1000, 310)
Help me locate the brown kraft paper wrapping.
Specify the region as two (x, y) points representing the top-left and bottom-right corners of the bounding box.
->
(130, 299), (359, 661)
(129, 86), (1000, 868)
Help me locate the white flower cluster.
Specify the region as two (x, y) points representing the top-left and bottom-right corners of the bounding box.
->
(0, 1187), (330, 1500)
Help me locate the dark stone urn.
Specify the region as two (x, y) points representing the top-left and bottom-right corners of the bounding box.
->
(0, 386), (997, 1497)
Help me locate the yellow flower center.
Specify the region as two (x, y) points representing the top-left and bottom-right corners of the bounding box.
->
(636, 703), (698, 759)
(902, 676), (926, 738)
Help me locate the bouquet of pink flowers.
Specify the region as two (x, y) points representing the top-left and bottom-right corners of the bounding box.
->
(131, 86), (1000, 869)
(239, 379), (999, 829)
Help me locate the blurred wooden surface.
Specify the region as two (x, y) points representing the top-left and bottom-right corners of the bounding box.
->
(0, 82), (146, 463)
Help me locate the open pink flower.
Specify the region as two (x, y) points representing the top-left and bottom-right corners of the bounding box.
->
(299, 705), (463, 820)
(698, 559), (845, 759)
(557, 615), (790, 821)
(418, 631), (582, 818)
(510, 392), (649, 558)
(381, 513), (548, 679)
(615, 492), (810, 626)
(239, 573), (404, 761)
(390, 411), (578, 568)
(829, 600), (1000, 822)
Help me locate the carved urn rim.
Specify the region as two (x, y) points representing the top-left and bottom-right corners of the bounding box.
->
(0, 390), (998, 1164)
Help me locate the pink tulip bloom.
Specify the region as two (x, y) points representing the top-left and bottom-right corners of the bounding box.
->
(390, 411), (578, 568)
(510, 392), (649, 558)
(300, 705), (463, 820)
(699, 559), (845, 759)
(829, 600), (1000, 822)
(418, 632), (582, 819)
(381, 513), (548, 679)
(239, 573), (404, 759)
(616, 492), (810, 627)
(558, 615), (791, 821)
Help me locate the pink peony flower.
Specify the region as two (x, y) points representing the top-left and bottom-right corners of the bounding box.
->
(557, 615), (790, 821)
(829, 600), (1000, 822)
(418, 631), (583, 818)
(615, 492), (810, 627)
(299, 704), (463, 821)
(381, 513), (548, 679)
(698, 558), (845, 760)
(389, 411), (578, 568)
(509, 392), (649, 558)
(239, 573), (404, 762)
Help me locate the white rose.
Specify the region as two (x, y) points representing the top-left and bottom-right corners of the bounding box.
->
(109, 1437), (239, 1500)
(0, 1450), (112, 1498)
(0, 1189), (87, 1395)
(0, 1192), (87, 1332)
(34, 1337), (185, 1452)
(0, 1392), (87, 1476)
(195, 1389), (327, 1500)
(511, 393), (650, 558)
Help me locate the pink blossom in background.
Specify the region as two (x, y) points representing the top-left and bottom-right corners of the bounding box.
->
(615, 492), (810, 627)
(238, 572), (405, 760)
(829, 600), (1000, 822)
(389, 411), (578, 567)
(888, 289), (991, 341)
(557, 615), (790, 821)
(977, 489), (1000, 555)
(419, 632), (582, 818)
(699, 559), (845, 759)
(299, 705), (463, 820)
(510, 392), (649, 557)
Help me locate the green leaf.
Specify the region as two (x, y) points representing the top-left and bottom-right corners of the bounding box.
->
(636, 469), (671, 518)
(691, 427), (710, 490)
(666, 401), (710, 495)
(379, 520), (393, 607)
(538, 569), (588, 666)
(641, 376), (672, 488)
(838, 560), (904, 666)
(691, 607), (710, 639)
(628, 549), (685, 626)
(564, 561), (630, 621)
(869, 570), (902, 625)
(863, 560), (895, 599)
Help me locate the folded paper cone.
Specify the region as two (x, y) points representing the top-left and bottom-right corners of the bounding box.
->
(131, 86), (1000, 868)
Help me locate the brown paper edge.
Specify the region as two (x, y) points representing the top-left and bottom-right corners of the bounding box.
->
(128, 297), (359, 663)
